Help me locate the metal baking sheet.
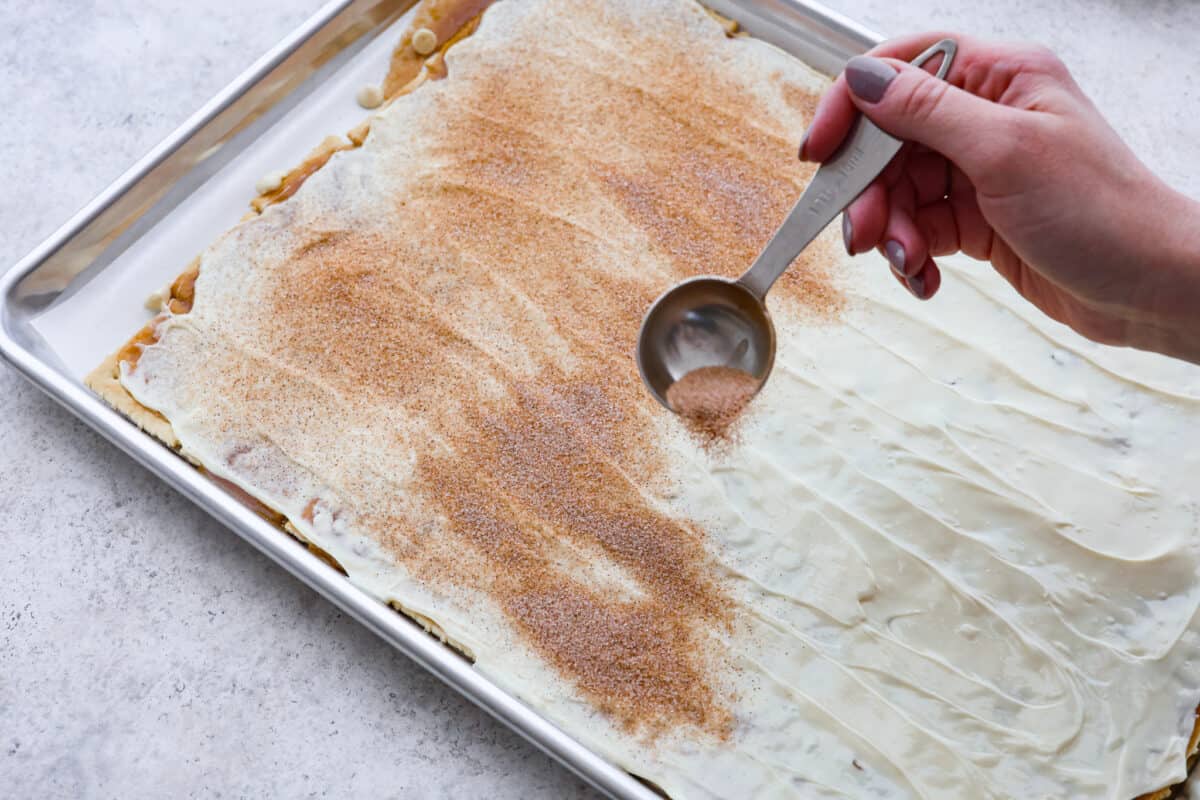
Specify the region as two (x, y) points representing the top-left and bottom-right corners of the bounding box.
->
(0, 2), (878, 797)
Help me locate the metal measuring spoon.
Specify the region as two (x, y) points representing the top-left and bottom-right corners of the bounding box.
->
(637, 39), (957, 410)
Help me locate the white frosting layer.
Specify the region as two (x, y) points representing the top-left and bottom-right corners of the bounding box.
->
(116, 1), (1200, 797)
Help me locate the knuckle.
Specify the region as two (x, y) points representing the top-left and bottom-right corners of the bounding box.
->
(917, 223), (937, 256)
(1023, 44), (1068, 78)
(894, 75), (950, 125)
(920, 217), (944, 256)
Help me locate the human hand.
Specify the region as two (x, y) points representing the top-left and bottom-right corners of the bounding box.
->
(802, 33), (1200, 363)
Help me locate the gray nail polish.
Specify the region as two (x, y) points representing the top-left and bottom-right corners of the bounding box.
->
(906, 272), (926, 299)
(885, 241), (906, 275)
(842, 213), (853, 255)
(845, 56), (897, 103)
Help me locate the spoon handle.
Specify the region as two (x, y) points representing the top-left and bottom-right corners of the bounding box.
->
(738, 38), (957, 300)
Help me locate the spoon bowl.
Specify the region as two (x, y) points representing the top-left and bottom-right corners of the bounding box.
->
(637, 276), (773, 409)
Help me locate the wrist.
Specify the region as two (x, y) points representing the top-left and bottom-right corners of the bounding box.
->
(1128, 188), (1200, 363)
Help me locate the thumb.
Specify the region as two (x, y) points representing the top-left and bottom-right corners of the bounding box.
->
(843, 55), (1013, 174)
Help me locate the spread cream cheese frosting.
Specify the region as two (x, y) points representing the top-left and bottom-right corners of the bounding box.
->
(113, 0), (1200, 796)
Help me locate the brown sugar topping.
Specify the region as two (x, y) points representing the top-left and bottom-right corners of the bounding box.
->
(666, 366), (761, 442)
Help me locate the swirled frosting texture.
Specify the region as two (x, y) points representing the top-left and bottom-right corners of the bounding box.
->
(118, 0), (1200, 796)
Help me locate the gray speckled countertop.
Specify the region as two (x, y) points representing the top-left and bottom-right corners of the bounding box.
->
(2, 2), (1198, 797)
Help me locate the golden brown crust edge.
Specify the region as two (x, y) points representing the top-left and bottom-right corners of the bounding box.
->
(82, 0), (1197, 793)
(87, 345), (180, 449)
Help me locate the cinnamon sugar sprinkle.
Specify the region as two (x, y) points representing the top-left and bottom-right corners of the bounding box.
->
(666, 366), (761, 442)
(175, 1), (844, 741)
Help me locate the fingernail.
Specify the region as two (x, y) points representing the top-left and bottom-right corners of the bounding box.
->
(884, 240), (906, 275)
(842, 213), (854, 255)
(845, 56), (897, 103)
(906, 272), (927, 300)
(798, 130), (811, 161)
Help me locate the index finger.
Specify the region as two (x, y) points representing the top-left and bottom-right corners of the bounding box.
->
(800, 31), (972, 164)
